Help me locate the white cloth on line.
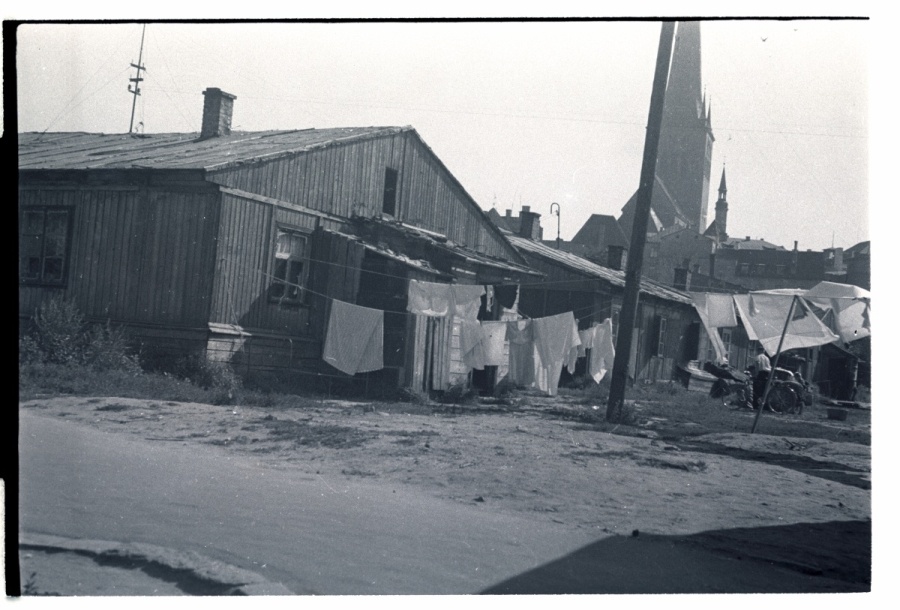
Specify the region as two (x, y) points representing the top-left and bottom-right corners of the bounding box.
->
(406, 280), (485, 319)
(506, 319), (535, 387)
(587, 318), (615, 383)
(459, 319), (487, 370)
(481, 321), (507, 367)
(322, 299), (384, 375)
(532, 311), (579, 396)
(407, 279), (452, 317)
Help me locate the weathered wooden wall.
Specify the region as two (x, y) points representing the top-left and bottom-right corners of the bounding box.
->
(19, 181), (219, 330)
(206, 131), (519, 262)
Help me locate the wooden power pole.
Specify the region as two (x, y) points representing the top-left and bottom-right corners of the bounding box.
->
(606, 21), (676, 422)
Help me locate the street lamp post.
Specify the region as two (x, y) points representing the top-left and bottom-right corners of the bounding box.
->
(550, 202), (561, 249)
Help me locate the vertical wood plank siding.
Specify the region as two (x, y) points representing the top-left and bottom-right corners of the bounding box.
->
(209, 191), (345, 336)
(207, 131), (519, 262)
(18, 186), (219, 327)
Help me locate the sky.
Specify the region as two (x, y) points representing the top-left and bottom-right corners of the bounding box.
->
(13, 17), (870, 252)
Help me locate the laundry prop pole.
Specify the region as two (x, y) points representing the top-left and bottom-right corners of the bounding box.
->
(751, 295), (796, 434)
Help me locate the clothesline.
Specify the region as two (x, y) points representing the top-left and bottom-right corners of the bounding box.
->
(228, 256), (618, 328)
(265, 251), (638, 290)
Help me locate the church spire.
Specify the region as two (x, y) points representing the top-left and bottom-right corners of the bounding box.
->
(718, 166), (727, 198)
(653, 21), (714, 233)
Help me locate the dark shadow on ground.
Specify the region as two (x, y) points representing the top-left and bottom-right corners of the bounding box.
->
(482, 520), (870, 594)
(674, 440), (870, 490)
(19, 545), (240, 595)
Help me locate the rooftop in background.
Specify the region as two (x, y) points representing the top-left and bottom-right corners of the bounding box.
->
(507, 234), (692, 306)
(570, 213), (630, 249)
(719, 236), (786, 251)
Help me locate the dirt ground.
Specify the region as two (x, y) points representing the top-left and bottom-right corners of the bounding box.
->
(18, 389), (872, 591)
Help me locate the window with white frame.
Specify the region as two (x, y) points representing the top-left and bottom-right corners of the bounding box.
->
(20, 207), (72, 285)
(271, 228), (308, 304)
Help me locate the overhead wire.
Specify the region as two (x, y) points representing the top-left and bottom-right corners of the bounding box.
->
(146, 27), (196, 132)
(33, 27), (138, 136)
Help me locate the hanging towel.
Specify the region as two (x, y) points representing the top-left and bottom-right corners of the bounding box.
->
(577, 328), (593, 358)
(506, 320), (535, 387)
(532, 312), (579, 396)
(459, 319), (487, 370)
(451, 284), (486, 320)
(588, 318), (616, 383)
(407, 280), (453, 317)
(565, 319), (582, 374)
(322, 299), (384, 375)
(481, 321), (507, 367)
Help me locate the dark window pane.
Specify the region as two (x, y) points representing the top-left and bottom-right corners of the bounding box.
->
(43, 258), (63, 282)
(272, 259), (288, 297)
(382, 168), (398, 216)
(23, 211), (44, 236)
(23, 257), (42, 279)
(46, 211), (68, 238)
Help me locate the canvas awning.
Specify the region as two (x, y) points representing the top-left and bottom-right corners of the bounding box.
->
(802, 281), (871, 344)
(733, 293), (839, 356)
(692, 281), (870, 361)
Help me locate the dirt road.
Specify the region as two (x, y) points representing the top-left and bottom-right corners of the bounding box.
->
(17, 392), (872, 594)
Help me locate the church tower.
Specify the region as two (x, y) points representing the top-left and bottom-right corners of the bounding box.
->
(654, 21), (715, 232)
(704, 166), (729, 244)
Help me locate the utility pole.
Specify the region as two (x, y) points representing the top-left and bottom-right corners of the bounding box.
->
(606, 21), (676, 422)
(128, 24), (147, 135)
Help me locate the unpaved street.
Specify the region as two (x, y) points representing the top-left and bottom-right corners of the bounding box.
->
(18, 393), (871, 593)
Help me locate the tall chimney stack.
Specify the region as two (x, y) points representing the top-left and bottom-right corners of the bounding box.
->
(200, 88), (237, 140)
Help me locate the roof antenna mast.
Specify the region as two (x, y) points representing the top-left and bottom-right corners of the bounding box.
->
(128, 24), (147, 136)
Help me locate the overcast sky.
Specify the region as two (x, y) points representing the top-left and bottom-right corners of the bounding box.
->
(15, 18), (869, 252)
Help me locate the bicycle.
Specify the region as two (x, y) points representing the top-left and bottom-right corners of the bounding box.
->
(762, 368), (811, 415)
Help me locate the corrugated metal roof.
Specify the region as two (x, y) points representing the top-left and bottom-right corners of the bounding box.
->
(508, 235), (692, 305)
(18, 127), (408, 171)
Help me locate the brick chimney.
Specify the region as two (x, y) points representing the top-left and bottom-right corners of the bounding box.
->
(200, 88), (237, 139)
(518, 205), (543, 240)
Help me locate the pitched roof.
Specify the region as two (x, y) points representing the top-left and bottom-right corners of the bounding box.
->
(571, 214), (630, 249)
(507, 235), (692, 305)
(485, 208), (519, 234)
(845, 241), (870, 257)
(618, 175), (690, 237)
(18, 127), (408, 171)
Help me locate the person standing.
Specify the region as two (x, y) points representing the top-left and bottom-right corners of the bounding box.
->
(753, 346), (772, 407)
